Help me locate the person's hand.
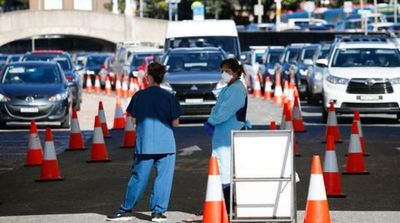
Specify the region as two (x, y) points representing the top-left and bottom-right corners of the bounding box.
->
(203, 122), (214, 136)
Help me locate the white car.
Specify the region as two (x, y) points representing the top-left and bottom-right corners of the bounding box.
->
(319, 35), (400, 122)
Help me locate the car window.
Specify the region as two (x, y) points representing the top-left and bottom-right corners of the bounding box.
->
(23, 55), (72, 71)
(285, 49), (301, 63)
(301, 49), (317, 61)
(165, 52), (224, 73)
(87, 56), (108, 67)
(2, 65), (62, 84)
(266, 52), (282, 64)
(332, 48), (400, 67)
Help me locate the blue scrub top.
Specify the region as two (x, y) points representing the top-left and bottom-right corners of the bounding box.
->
(126, 86), (182, 154)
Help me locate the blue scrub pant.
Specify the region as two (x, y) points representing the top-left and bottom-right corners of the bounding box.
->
(120, 153), (176, 214)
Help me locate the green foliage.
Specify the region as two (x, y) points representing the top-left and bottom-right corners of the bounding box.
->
(145, 0), (168, 19)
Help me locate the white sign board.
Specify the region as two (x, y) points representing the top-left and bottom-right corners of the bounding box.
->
(231, 130), (295, 220)
(74, 0), (93, 11)
(304, 1), (315, 13)
(344, 1), (353, 14)
(44, 0), (62, 10)
(254, 4), (264, 16)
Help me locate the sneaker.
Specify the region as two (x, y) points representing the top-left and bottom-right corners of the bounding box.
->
(151, 213), (167, 222)
(106, 212), (133, 221)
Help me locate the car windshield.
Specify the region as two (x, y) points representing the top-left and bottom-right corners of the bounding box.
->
(318, 49), (331, 59)
(345, 21), (362, 29)
(165, 52), (224, 73)
(266, 51), (283, 64)
(0, 56), (7, 62)
(255, 52), (264, 64)
(1, 64), (62, 84)
(332, 48), (400, 67)
(284, 48), (301, 63)
(301, 48), (317, 61)
(87, 55), (108, 67)
(131, 53), (162, 67)
(23, 55), (72, 71)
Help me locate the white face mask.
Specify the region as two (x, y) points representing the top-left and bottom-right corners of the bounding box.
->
(221, 71), (232, 83)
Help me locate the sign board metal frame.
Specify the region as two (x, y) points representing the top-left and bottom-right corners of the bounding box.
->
(230, 130), (296, 222)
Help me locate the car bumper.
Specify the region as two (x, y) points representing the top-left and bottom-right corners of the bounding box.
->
(0, 100), (70, 123)
(323, 82), (400, 114)
(180, 101), (216, 117)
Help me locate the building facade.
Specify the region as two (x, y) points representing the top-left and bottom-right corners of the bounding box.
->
(29, 0), (110, 13)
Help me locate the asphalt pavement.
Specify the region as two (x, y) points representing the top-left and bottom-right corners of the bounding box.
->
(0, 92), (400, 222)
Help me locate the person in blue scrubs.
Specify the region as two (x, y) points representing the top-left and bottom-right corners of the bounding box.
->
(107, 62), (182, 222)
(206, 58), (248, 211)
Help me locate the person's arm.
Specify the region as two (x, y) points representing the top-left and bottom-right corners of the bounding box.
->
(172, 118), (179, 127)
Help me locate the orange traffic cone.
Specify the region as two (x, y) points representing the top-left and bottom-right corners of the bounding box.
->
(269, 121), (277, 130)
(128, 77), (139, 97)
(252, 75), (262, 98)
(66, 109), (86, 151)
(304, 155), (331, 223)
(36, 128), (63, 182)
(105, 75), (112, 96)
(122, 76), (129, 98)
(202, 155), (229, 223)
(324, 102), (342, 143)
(343, 121), (369, 175)
(273, 73), (283, 104)
(88, 116), (110, 163)
(281, 80), (289, 107)
(121, 114), (136, 148)
(263, 76), (272, 101)
(284, 103), (301, 157)
(25, 120), (43, 166)
(94, 75), (101, 94)
(113, 97), (125, 129)
(115, 76), (122, 97)
(85, 75), (93, 93)
(287, 81), (295, 106)
(354, 110), (369, 156)
(280, 101), (291, 130)
(98, 101), (111, 138)
(293, 95), (305, 133)
(323, 135), (346, 198)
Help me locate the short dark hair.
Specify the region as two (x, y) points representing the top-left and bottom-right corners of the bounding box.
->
(220, 58), (245, 77)
(147, 62), (166, 84)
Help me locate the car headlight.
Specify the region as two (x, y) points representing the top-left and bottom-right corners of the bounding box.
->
(390, 77), (400, 85)
(212, 80), (226, 97)
(49, 92), (69, 102)
(314, 72), (323, 81)
(299, 69), (308, 76)
(0, 93), (10, 102)
(160, 82), (176, 94)
(326, 74), (349, 85)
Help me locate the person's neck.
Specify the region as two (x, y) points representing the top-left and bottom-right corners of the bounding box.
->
(149, 82), (160, 87)
(228, 77), (239, 86)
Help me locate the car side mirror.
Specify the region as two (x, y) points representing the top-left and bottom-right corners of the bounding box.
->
(240, 54), (247, 61)
(303, 59), (314, 66)
(316, 58), (328, 67)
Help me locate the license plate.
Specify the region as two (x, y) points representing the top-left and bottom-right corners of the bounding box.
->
(185, 98), (204, 104)
(20, 107), (39, 113)
(357, 95), (382, 101)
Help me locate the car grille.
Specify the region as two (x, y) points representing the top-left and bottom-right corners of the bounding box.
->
(346, 79), (393, 94)
(171, 83), (217, 101)
(341, 102), (399, 109)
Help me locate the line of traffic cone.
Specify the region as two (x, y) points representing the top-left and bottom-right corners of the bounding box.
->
(113, 97), (126, 129)
(66, 109), (86, 151)
(25, 120), (43, 166)
(343, 121), (369, 175)
(292, 95), (305, 133)
(94, 75), (101, 94)
(354, 110), (369, 156)
(122, 76), (129, 98)
(128, 77), (139, 97)
(115, 76), (122, 98)
(263, 76), (272, 101)
(324, 102), (342, 143)
(98, 101), (111, 138)
(105, 75), (112, 96)
(202, 155), (229, 223)
(281, 80), (289, 108)
(304, 155), (331, 223)
(252, 75), (262, 98)
(85, 75), (93, 93)
(323, 135), (346, 198)
(273, 72), (283, 104)
(88, 116), (111, 163)
(36, 128), (63, 182)
(283, 102), (301, 157)
(120, 113), (136, 149)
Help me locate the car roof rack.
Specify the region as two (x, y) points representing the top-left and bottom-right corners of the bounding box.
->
(334, 34), (394, 43)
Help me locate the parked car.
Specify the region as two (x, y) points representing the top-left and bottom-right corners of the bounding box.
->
(297, 44), (321, 98)
(262, 46), (285, 87)
(5, 54), (22, 64)
(0, 61), (72, 128)
(281, 44), (305, 92)
(21, 50), (82, 111)
(81, 52), (113, 87)
(161, 47), (227, 117)
(0, 54), (7, 70)
(98, 55), (116, 86)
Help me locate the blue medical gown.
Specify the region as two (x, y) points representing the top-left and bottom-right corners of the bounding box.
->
(207, 80), (247, 184)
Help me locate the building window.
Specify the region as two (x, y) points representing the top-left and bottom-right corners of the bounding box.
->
(44, 0), (63, 10)
(74, 0), (92, 11)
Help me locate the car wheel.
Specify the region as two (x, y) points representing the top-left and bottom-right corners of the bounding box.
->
(60, 113), (71, 129)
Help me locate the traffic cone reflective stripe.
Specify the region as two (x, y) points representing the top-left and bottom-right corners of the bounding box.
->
(323, 136), (346, 197)
(304, 155), (331, 223)
(105, 75), (112, 96)
(343, 121), (369, 175)
(88, 116), (110, 162)
(121, 114), (136, 148)
(25, 120), (43, 166)
(115, 76), (122, 97)
(354, 111), (368, 156)
(263, 76), (272, 101)
(281, 80), (289, 107)
(37, 128), (63, 181)
(85, 75), (93, 93)
(202, 155), (229, 223)
(252, 75), (262, 98)
(66, 109), (86, 151)
(98, 101), (111, 138)
(325, 102), (341, 143)
(128, 77), (139, 97)
(122, 76), (129, 98)
(293, 95), (305, 133)
(113, 97), (126, 129)
(273, 73), (283, 104)
(94, 75), (101, 94)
